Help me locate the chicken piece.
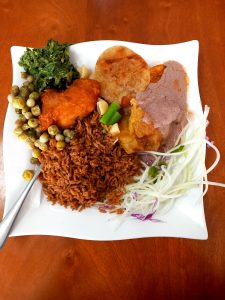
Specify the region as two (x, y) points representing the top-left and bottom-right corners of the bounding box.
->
(119, 99), (162, 154)
(39, 79), (100, 131)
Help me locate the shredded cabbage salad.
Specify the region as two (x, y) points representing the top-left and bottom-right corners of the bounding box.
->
(118, 105), (225, 220)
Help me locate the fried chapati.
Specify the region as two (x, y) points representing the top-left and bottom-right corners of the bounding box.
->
(92, 46), (150, 103)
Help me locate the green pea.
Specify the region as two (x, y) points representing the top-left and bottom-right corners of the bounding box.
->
(26, 140), (35, 149)
(30, 157), (40, 164)
(18, 132), (28, 141)
(67, 130), (75, 139)
(28, 135), (37, 142)
(27, 83), (34, 92)
(28, 118), (39, 128)
(21, 71), (28, 79)
(13, 127), (23, 136)
(12, 96), (25, 109)
(26, 98), (35, 107)
(39, 133), (50, 143)
(55, 133), (64, 142)
(18, 114), (27, 122)
(20, 86), (30, 99)
(56, 141), (66, 151)
(32, 148), (41, 158)
(38, 142), (48, 151)
(24, 112), (33, 120)
(29, 91), (40, 100)
(64, 137), (71, 143)
(26, 129), (36, 138)
(23, 169), (34, 181)
(15, 119), (25, 127)
(63, 129), (70, 137)
(27, 75), (34, 83)
(35, 127), (42, 138)
(22, 106), (30, 115)
(15, 108), (22, 114)
(34, 140), (41, 148)
(22, 123), (30, 131)
(23, 81), (29, 87)
(31, 105), (41, 116)
(63, 129), (75, 140)
(48, 125), (59, 136)
(11, 85), (20, 96)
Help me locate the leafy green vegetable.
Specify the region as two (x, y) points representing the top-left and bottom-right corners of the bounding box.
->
(19, 39), (79, 92)
(148, 166), (159, 178)
(171, 145), (185, 153)
(158, 161), (168, 167)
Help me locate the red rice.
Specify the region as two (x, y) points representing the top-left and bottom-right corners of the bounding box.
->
(39, 111), (141, 211)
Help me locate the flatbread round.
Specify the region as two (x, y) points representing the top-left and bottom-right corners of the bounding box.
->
(93, 46), (150, 103)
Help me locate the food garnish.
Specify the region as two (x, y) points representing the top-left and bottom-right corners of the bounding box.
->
(100, 102), (121, 125)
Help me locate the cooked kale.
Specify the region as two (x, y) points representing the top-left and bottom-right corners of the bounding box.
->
(19, 39), (79, 92)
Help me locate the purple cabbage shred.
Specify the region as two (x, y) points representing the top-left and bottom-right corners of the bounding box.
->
(131, 211), (163, 223)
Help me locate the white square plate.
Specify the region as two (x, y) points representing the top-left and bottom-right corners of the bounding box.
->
(3, 40), (208, 240)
